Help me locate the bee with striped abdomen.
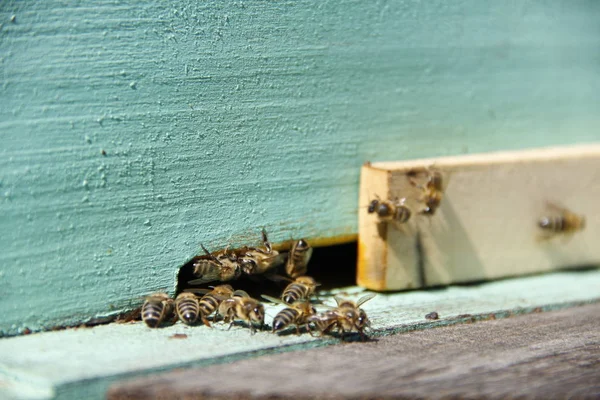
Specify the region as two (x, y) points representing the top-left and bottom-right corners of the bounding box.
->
(142, 293), (174, 328)
(281, 275), (319, 304)
(175, 292), (200, 325)
(309, 293), (375, 341)
(188, 244), (242, 285)
(538, 203), (585, 240)
(261, 295), (317, 334)
(367, 196), (411, 223)
(238, 229), (284, 275)
(185, 284), (235, 327)
(420, 169), (443, 215)
(408, 168), (444, 215)
(285, 239), (313, 278)
(218, 290), (265, 334)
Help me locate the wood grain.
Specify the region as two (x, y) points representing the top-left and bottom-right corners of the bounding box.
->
(358, 145), (600, 290)
(107, 303), (600, 400)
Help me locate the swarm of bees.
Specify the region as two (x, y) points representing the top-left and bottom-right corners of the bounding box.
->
(139, 231), (377, 341)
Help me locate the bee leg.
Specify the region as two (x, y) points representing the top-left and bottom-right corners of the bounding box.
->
(295, 325), (301, 335)
(357, 327), (367, 341)
(339, 327), (347, 341)
(227, 321), (235, 331)
(201, 316), (212, 328)
(261, 228), (273, 254)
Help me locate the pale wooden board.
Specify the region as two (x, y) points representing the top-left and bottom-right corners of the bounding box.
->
(107, 303), (600, 400)
(358, 145), (600, 290)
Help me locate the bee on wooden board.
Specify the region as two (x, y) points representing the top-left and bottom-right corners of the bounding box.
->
(408, 168), (444, 215)
(185, 284), (236, 327)
(142, 293), (174, 328)
(175, 292), (200, 325)
(537, 202), (585, 240)
(367, 195), (411, 223)
(261, 295), (317, 334)
(309, 293), (376, 341)
(188, 244), (242, 285)
(285, 239), (313, 278)
(281, 275), (320, 304)
(238, 229), (284, 276)
(218, 290), (265, 334)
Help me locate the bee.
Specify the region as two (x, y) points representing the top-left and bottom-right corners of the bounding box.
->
(409, 168), (444, 215)
(218, 291), (265, 333)
(538, 203), (585, 239)
(367, 196), (411, 223)
(188, 244), (242, 285)
(309, 293), (376, 340)
(261, 295), (317, 334)
(281, 275), (319, 304)
(285, 239), (313, 278)
(175, 292), (200, 325)
(185, 284), (235, 327)
(238, 229), (284, 275)
(141, 293), (174, 328)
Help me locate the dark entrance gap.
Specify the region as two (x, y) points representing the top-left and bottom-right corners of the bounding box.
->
(176, 242), (358, 299)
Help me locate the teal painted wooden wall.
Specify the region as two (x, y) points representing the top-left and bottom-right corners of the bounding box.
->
(1, 0), (599, 336)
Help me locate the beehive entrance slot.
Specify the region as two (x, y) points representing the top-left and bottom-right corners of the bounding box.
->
(175, 242), (358, 299)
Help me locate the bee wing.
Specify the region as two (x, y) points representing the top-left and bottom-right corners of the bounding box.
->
(260, 294), (287, 306)
(333, 295), (346, 307)
(187, 274), (221, 285)
(137, 290), (171, 302)
(314, 302), (336, 310)
(309, 310), (339, 322)
(232, 290), (250, 298)
(263, 273), (293, 284)
(183, 288), (212, 295)
(545, 201), (567, 214)
(356, 293), (376, 307)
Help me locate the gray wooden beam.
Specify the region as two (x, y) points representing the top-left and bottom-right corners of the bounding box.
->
(108, 303), (600, 399)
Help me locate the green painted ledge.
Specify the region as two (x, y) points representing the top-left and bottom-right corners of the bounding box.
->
(2, 1), (600, 335)
(0, 269), (599, 400)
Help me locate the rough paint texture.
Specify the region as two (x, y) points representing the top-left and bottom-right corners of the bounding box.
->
(1, 1), (600, 335)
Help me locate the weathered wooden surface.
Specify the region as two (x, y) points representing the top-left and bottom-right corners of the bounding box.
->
(2, 0), (600, 335)
(108, 303), (600, 400)
(358, 145), (600, 290)
(1, 270), (598, 400)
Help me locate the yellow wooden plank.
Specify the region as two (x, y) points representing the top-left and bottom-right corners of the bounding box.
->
(358, 145), (600, 290)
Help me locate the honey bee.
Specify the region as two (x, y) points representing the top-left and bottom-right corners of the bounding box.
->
(409, 168), (444, 215)
(309, 293), (375, 340)
(285, 239), (313, 278)
(188, 244), (242, 285)
(238, 229), (284, 275)
(218, 290), (265, 333)
(185, 284), (235, 327)
(261, 295), (317, 334)
(367, 196), (411, 223)
(538, 203), (585, 239)
(281, 275), (319, 304)
(142, 293), (174, 328)
(175, 292), (200, 325)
